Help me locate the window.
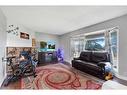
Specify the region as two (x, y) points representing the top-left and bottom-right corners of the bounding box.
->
(85, 32), (105, 51)
(70, 36), (84, 58)
(85, 37), (105, 51)
(109, 28), (118, 72)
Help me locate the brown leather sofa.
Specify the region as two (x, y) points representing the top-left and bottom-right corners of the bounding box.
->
(72, 51), (111, 79)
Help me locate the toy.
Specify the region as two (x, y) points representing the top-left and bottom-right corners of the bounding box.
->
(105, 72), (113, 80)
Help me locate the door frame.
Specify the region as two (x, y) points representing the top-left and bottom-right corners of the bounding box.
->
(108, 27), (119, 73)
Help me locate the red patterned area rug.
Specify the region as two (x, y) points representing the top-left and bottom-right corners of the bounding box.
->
(21, 63), (102, 89)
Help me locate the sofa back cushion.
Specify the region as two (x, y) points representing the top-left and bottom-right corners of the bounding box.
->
(79, 51), (92, 62)
(91, 52), (110, 63)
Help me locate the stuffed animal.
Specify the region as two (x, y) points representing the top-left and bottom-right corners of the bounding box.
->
(105, 72), (113, 80)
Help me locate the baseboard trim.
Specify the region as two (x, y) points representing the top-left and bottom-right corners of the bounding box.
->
(0, 74), (7, 87)
(114, 73), (127, 81)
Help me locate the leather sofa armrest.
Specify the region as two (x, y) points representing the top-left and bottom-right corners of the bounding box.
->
(73, 57), (80, 60)
(98, 62), (108, 79)
(98, 62), (112, 79)
(98, 62), (106, 67)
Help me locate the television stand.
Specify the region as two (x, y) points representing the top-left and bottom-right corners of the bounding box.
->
(38, 51), (58, 64)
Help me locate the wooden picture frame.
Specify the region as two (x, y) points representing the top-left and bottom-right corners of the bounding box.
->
(20, 32), (29, 39)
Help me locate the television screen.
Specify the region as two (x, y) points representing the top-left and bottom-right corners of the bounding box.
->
(39, 41), (56, 51)
(47, 41), (55, 49)
(48, 44), (55, 49)
(40, 41), (47, 48)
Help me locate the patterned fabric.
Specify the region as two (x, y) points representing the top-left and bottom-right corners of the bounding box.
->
(21, 63), (102, 89)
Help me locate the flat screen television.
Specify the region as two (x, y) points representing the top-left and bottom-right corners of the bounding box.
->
(47, 41), (55, 51)
(40, 41), (56, 51)
(40, 41), (47, 49)
(48, 44), (55, 49)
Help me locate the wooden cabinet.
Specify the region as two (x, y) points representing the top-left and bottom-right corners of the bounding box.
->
(38, 51), (58, 64)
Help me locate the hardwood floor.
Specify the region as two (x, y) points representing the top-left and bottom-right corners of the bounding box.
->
(113, 76), (127, 86)
(1, 79), (21, 89)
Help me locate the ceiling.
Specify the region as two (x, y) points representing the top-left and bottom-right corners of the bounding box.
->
(1, 6), (127, 35)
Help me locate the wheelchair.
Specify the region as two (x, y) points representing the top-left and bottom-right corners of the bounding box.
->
(4, 51), (38, 86)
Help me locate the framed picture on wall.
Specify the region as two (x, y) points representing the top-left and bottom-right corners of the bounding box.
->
(20, 32), (29, 39)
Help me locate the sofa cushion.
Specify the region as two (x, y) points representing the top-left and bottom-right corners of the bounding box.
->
(91, 52), (109, 63)
(73, 60), (102, 71)
(79, 51), (92, 62)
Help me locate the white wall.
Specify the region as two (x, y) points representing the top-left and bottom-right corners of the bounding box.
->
(35, 32), (60, 50)
(59, 14), (127, 79)
(0, 9), (7, 86)
(6, 21), (35, 47)
(6, 24), (60, 49)
(59, 35), (71, 63)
